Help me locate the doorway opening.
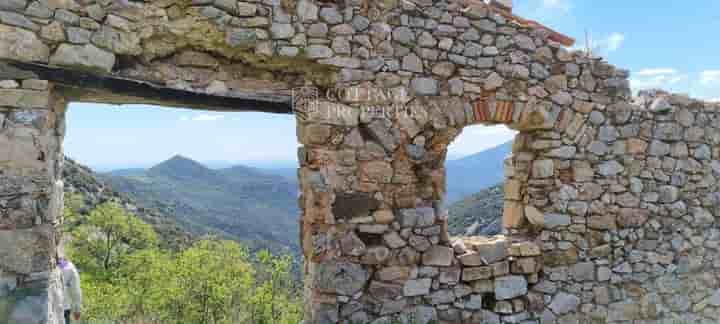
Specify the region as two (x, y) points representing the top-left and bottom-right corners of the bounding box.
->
(62, 102), (304, 323)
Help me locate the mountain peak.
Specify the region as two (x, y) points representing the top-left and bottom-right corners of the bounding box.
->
(149, 155), (215, 180)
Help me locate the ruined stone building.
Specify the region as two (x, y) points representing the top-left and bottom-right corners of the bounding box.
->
(0, 0), (719, 322)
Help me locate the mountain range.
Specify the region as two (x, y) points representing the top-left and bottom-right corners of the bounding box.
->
(101, 155), (300, 254)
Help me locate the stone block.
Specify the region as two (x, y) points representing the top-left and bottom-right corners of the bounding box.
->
(548, 292), (580, 315)
(312, 261), (368, 296)
(462, 266), (492, 281)
(509, 241), (541, 257)
(0, 24), (49, 63)
(532, 159), (554, 178)
(524, 205), (543, 226)
(502, 200), (525, 229)
(403, 278), (431, 297)
(422, 246), (453, 266)
(376, 266), (411, 282)
(463, 236), (509, 265)
(399, 207), (435, 228)
(0, 89), (49, 109)
(369, 280), (402, 301)
(49, 44), (115, 73)
(494, 276), (527, 300)
(0, 225), (55, 274)
(504, 180), (521, 200)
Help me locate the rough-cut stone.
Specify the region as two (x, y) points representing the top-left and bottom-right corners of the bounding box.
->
(494, 276), (527, 300)
(410, 77), (438, 95)
(544, 213), (571, 228)
(399, 208), (435, 227)
(0, 24), (49, 62)
(313, 261), (368, 296)
(0, 225), (55, 274)
(422, 246), (454, 266)
(0, 89), (49, 108)
(403, 278), (431, 297)
(532, 159), (554, 178)
(549, 292), (580, 315)
(50, 44), (115, 72)
(598, 160), (624, 176)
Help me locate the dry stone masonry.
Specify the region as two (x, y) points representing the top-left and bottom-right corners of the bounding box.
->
(0, 0), (718, 323)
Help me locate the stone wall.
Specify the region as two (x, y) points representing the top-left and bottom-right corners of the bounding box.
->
(0, 75), (65, 323)
(0, 0), (719, 323)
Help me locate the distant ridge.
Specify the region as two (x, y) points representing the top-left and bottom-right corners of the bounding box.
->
(446, 141), (512, 202)
(104, 156), (300, 255)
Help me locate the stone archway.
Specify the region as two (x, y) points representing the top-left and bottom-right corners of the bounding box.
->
(1, 0), (719, 323)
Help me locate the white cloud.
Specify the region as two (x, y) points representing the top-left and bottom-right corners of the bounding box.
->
(541, 0), (571, 12)
(180, 114), (225, 122)
(573, 32), (625, 56)
(602, 32), (625, 52)
(636, 68), (678, 77)
(448, 125), (517, 158)
(630, 68), (685, 91)
(708, 98), (720, 103)
(700, 70), (720, 85)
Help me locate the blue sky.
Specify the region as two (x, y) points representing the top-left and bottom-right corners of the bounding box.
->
(65, 0), (720, 170)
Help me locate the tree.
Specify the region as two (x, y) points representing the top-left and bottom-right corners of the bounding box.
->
(70, 202), (158, 273)
(248, 250), (303, 324)
(167, 239), (255, 324)
(65, 201), (304, 324)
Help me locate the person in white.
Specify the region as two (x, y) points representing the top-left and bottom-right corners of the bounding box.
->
(58, 255), (83, 323)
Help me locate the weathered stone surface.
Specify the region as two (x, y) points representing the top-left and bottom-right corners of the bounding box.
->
(549, 292), (580, 315)
(598, 160), (624, 176)
(313, 261), (368, 296)
(0, 225), (55, 274)
(422, 246), (453, 266)
(410, 77), (438, 95)
(403, 278), (431, 296)
(0, 89), (49, 108)
(532, 159), (554, 178)
(544, 213), (571, 229)
(50, 43), (115, 72)
(494, 276), (527, 300)
(399, 208), (435, 227)
(0, 24), (49, 62)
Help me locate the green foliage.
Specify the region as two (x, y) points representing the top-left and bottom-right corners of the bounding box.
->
(70, 202), (158, 273)
(66, 201), (303, 324)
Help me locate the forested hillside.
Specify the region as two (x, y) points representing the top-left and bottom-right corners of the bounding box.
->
(447, 184), (504, 237)
(102, 155), (300, 255)
(63, 158), (193, 250)
(62, 158), (303, 323)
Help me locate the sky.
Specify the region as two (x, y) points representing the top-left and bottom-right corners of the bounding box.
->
(65, 0), (720, 170)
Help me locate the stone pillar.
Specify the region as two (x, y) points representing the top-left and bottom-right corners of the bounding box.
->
(0, 68), (66, 324)
(296, 91), (474, 323)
